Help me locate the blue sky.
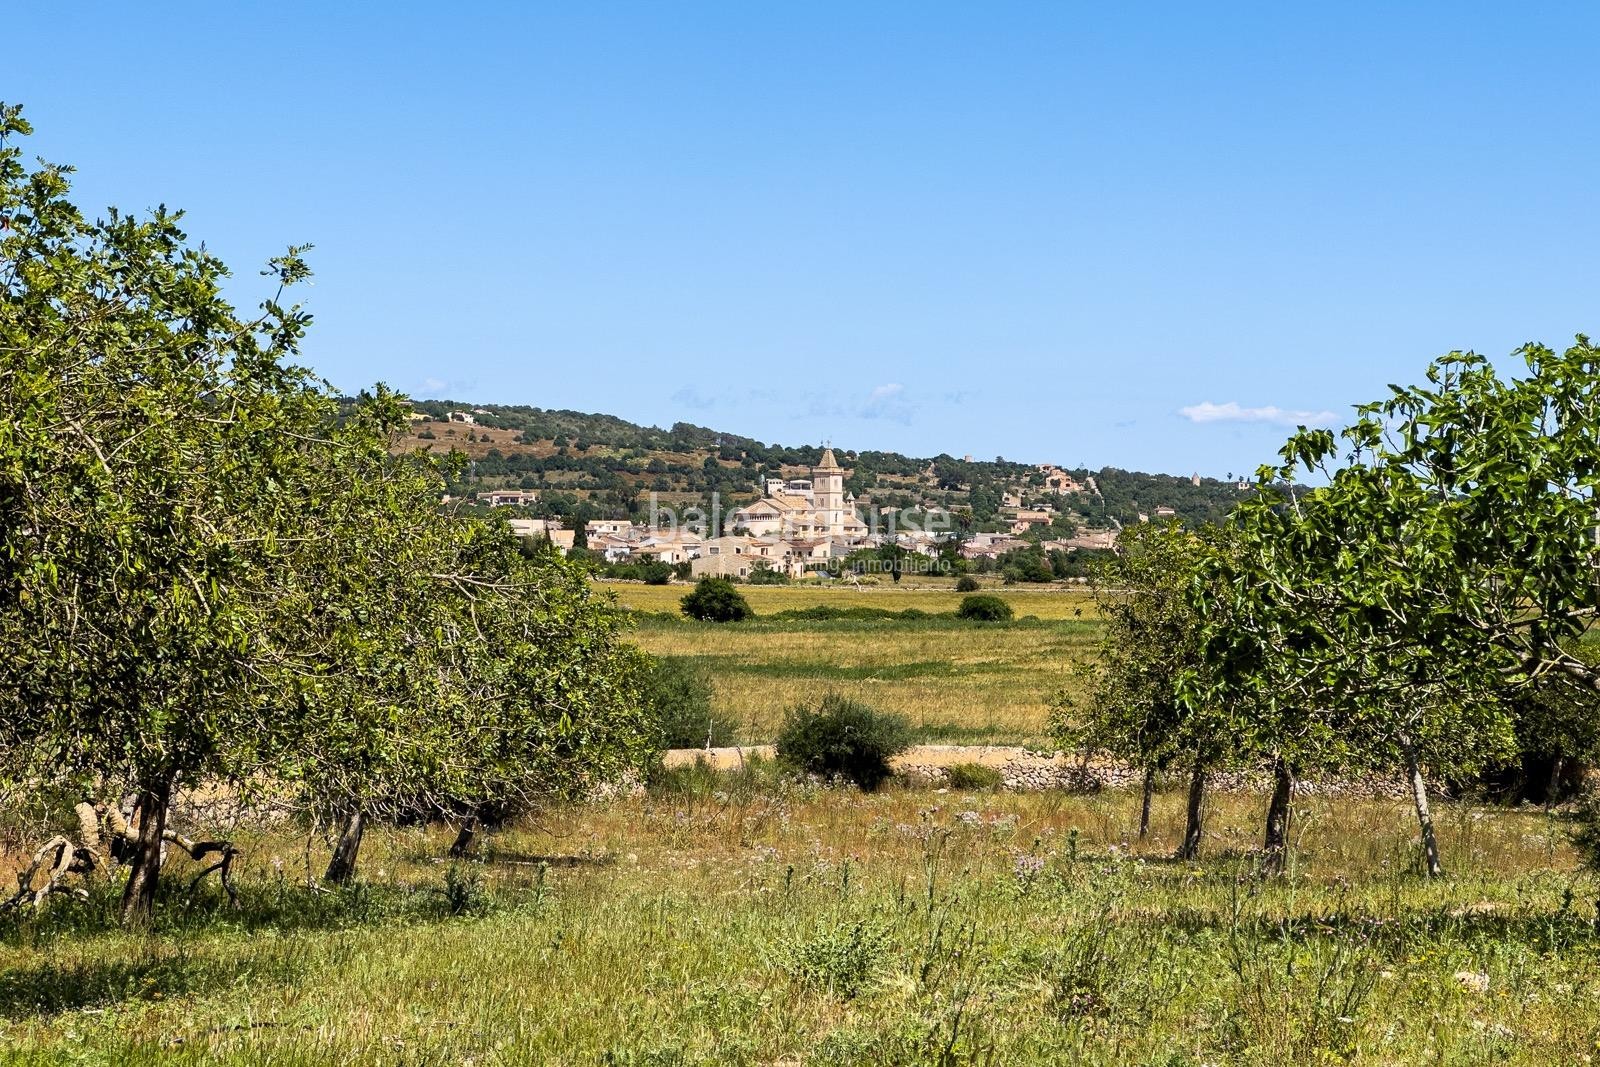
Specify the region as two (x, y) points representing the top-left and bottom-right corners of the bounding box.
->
(9, 3), (1598, 475)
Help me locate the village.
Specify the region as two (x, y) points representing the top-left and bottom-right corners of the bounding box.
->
(459, 435), (1129, 580)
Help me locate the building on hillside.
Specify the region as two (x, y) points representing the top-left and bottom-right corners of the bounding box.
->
(506, 517), (556, 539)
(1062, 528), (1117, 550)
(731, 448), (871, 544)
(477, 489), (539, 507)
(585, 519), (640, 539)
(1036, 465), (1083, 494)
(1009, 509), (1053, 535)
(1153, 505), (1177, 518)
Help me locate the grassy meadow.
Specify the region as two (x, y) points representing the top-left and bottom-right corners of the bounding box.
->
(604, 581), (1100, 745)
(4, 774), (1597, 1065)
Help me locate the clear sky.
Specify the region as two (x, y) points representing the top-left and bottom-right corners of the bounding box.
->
(9, 3), (1598, 476)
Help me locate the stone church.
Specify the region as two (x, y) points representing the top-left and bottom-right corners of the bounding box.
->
(730, 448), (870, 543)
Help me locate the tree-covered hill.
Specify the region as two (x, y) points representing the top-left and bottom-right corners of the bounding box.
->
(394, 399), (1252, 530)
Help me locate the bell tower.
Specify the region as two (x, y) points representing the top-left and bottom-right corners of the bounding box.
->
(812, 446), (845, 535)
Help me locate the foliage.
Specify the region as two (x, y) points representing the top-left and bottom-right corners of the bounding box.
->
(1055, 523), (1242, 774)
(956, 594), (1014, 622)
(777, 918), (892, 998)
(680, 577), (754, 622)
(775, 694), (912, 790)
(944, 762), (1004, 790)
(955, 575), (981, 593)
(0, 102), (653, 917)
(641, 657), (736, 749)
(746, 561), (790, 585)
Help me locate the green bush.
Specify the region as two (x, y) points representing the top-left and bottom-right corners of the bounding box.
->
(777, 918), (891, 998)
(955, 575), (981, 593)
(775, 693), (911, 791)
(945, 762), (1004, 790)
(746, 563), (790, 585)
(956, 593), (1014, 622)
(643, 656), (736, 748)
(680, 577), (754, 622)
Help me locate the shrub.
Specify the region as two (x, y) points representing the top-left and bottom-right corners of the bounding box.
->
(955, 575), (981, 593)
(747, 563), (790, 585)
(777, 918), (892, 998)
(945, 762), (1004, 790)
(956, 594), (1014, 622)
(643, 656), (736, 748)
(775, 694), (911, 791)
(680, 577), (753, 622)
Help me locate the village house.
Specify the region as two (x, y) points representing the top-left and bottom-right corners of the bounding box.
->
(585, 519), (640, 540)
(476, 489), (539, 507)
(506, 517), (556, 539)
(1009, 509), (1053, 535)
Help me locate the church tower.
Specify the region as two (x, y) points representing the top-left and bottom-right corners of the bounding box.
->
(812, 447), (846, 536)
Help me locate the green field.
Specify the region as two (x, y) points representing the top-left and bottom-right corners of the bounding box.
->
(604, 581), (1101, 744)
(4, 777), (1595, 1065)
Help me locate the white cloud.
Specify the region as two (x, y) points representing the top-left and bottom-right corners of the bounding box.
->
(861, 383), (914, 423)
(1179, 400), (1338, 428)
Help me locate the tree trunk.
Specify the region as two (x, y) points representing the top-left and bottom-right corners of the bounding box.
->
(1138, 766), (1155, 839)
(119, 778), (171, 926)
(324, 809), (366, 885)
(449, 812), (480, 859)
(1176, 761), (1205, 861)
(1545, 755), (1566, 810)
(1262, 757), (1294, 877)
(1401, 738), (1443, 878)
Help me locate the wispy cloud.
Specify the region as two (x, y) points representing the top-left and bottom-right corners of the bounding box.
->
(413, 376), (466, 399)
(1179, 400), (1338, 428)
(860, 382), (914, 424)
(671, 387), (718, 410)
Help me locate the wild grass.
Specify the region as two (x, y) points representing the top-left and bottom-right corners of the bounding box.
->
(602, 582), (1099, 745)
(632, 617), (1094, 745)
(3, 782), (1596, 1065)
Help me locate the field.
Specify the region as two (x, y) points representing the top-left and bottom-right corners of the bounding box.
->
(4, 775), (1596, 1065)
(607, 581), (1100, 744)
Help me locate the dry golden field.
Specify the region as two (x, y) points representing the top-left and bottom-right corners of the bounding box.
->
(600, 581), (1101, 744)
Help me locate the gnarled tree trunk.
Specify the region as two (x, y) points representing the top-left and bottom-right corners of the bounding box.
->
(119, 778), (172, 926)
(1400, 737), (1442, 878)
(1138, 766), (1155, 839)
(1262, 757), (1294, 877)
(324, 809), (366, 885)
(1176, 761), (1205, 860)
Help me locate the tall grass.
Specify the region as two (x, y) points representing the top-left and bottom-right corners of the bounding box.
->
(3, 784), (1596, 1064)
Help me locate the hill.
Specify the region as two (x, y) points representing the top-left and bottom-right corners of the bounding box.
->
(397, 399), (1251, 533)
